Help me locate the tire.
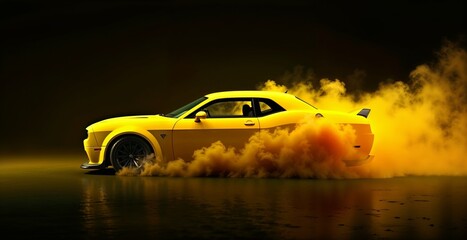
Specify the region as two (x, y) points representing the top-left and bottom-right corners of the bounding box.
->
(110, 136), (152, 172)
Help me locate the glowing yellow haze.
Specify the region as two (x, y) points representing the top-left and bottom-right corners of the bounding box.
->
(259, 43), (466, 178)
(120, 43), (466, 178)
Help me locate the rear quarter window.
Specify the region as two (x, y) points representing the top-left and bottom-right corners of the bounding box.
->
(255, 98), (285, 117)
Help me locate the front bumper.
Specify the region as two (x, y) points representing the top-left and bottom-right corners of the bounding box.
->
(80, 162), (106, 169)
(83, 132), (107, 169)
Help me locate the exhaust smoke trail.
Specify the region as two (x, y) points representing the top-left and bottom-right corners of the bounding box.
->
(119, 42), (466, 178)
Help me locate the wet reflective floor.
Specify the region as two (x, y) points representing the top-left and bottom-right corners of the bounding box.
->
(1, 155), (467, 239)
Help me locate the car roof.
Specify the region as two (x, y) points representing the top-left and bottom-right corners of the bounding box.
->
(204, 90), (316, 110)
(205, 90), (294, 99)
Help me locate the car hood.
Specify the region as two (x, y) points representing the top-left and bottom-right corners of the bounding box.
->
(98, 115), (153, 122)
(87, 114), (176, 132)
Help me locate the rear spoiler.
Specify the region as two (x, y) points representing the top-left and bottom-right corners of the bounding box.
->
(356, 108), (371, 118)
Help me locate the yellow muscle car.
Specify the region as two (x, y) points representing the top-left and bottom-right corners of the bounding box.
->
(81, 91), (374, 171)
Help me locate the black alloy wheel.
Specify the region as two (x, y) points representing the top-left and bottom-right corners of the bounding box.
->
(110, 136), (151, 172)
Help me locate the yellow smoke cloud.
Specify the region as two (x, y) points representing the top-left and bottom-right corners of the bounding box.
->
(119, 42), (466, 178)
(120, 119), (365, 178)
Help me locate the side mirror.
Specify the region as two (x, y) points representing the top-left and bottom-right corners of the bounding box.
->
(194, 111), (207, 123)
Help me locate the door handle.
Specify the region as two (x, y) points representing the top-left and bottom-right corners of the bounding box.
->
(244, 120), (255, 126)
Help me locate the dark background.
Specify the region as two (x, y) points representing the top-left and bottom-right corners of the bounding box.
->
(1, 0), (465, 154)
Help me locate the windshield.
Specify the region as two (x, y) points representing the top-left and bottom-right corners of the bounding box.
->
(164, 96), (207, 118)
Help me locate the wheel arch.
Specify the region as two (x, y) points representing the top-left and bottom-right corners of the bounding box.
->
(101, 127), (164, 167)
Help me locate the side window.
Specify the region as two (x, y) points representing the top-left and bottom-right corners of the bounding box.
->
(255, 98), (285, 117)
(259, 102), (272, 112)
(188, 98), (254, 118)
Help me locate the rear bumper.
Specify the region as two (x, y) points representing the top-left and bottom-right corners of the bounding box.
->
(343, 154), (374, 167)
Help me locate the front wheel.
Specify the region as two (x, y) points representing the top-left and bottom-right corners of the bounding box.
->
(110, 136), (152, 172)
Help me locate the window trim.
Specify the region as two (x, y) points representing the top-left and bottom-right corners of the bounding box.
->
(252, 98), (285, 117)
(186, 97), (255, 118)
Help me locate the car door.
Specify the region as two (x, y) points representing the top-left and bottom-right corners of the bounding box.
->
(172, 98), (259, 161)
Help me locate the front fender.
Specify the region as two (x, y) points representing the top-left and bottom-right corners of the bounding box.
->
(100, 126), (164, 164)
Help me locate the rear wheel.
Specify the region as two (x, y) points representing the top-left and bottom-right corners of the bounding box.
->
(110, 136), (151, 172)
